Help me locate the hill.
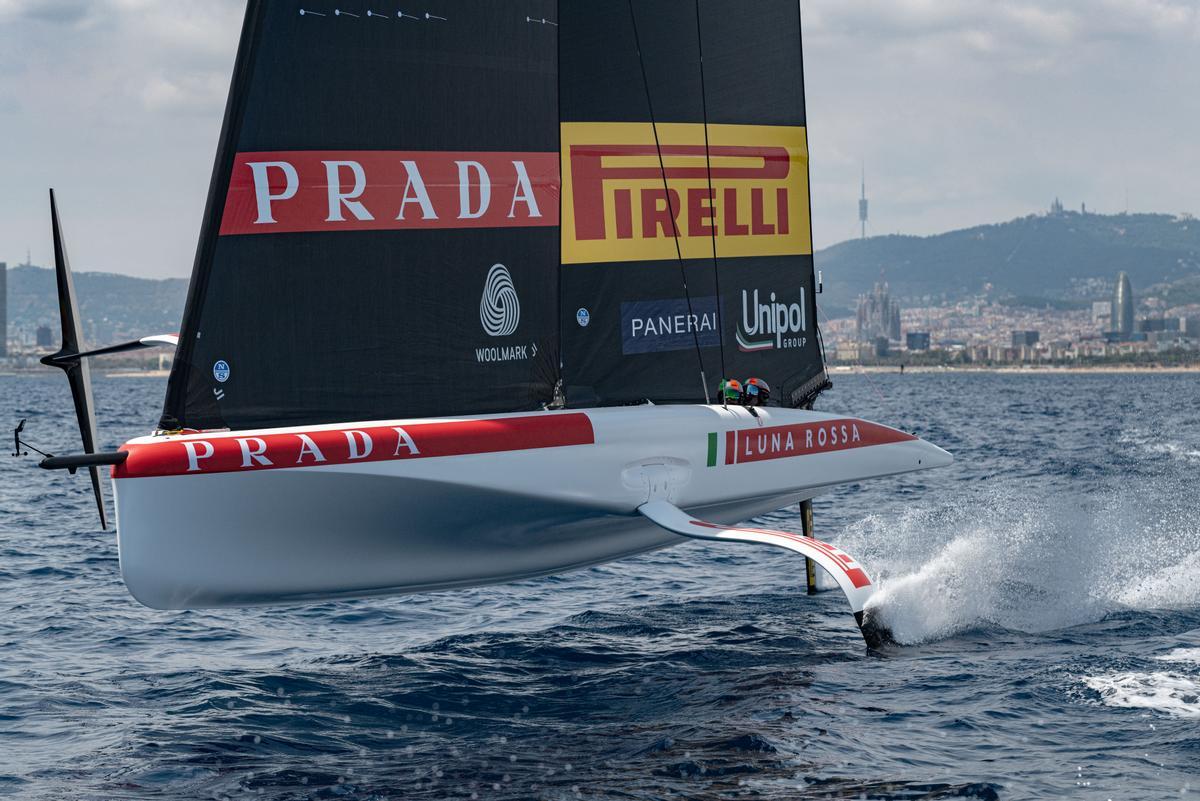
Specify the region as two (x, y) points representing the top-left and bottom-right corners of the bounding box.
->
(6, 264), (188, 346)
(815, 211), (1200, 316)
(6, 209), (1200, 342)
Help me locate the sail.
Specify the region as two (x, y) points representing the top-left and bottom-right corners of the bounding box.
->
(162, 0), (825, 432)
(559, 0), (827, 408)
(161, 1), (559, 431)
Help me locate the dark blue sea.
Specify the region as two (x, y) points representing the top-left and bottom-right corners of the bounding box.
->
(2, 371), (1199, 800)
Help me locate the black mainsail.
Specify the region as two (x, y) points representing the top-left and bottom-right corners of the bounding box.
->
(161, 0), (825, 432)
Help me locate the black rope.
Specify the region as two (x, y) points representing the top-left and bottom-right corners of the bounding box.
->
(693, 0), (728, 393)
(554, 0), (564, 408)
(626, 0), (710, 404)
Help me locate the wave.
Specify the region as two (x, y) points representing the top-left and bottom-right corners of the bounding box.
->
(1083, 671), (1200, 719)
(1085, 648), (1200, 719)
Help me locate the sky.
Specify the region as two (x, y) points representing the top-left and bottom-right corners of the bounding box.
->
(0, 0), (1197, 278)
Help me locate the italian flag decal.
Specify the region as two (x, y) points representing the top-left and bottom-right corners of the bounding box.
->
(735, 330), (774, 352)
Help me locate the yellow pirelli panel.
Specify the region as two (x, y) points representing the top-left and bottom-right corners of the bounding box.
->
(561, 122), (812, 265)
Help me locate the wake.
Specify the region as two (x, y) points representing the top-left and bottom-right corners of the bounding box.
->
(836, 477), (1200, 645)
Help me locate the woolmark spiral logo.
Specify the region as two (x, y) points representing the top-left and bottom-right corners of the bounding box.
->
(479, 263), (520, 337)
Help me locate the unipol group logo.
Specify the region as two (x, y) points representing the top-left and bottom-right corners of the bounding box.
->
(736, 288), (808, 352)
(561, 122), (812, 265)
(480, 264), (520, 337)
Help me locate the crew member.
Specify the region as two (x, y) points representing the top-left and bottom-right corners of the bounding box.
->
(718, 379), (742, 405)
(744, 377), (771, 406)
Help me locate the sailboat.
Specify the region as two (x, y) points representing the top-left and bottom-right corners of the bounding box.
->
(26, 0), (951, 648)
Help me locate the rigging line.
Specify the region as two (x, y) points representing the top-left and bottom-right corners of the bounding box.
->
(693, 0), (728, 395)
(626, 0), (710, 404)
(554, 0), (564, 408)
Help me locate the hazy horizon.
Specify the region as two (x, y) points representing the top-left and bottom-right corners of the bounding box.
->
(2, 0), (1197, 278)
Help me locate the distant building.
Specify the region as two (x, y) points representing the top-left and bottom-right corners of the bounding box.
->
(835, 341), (882, 363)
(36, 324), (53, 348)
(1138, 317), (1180, 333)
(906, 331), (931, 351)
(1091, 301), (1112, 328)
(1012, 330), (1040, 348)
(855, 278), (901, 342)
(873, 337), (889, 358)
(0, 261), (6, 358)
(834, 342), (866, 362)
(1050, 197), (1064, 215)
(1111, 272), (1134, 335)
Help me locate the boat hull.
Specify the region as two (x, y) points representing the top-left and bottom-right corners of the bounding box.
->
(113, 405), (951, 609)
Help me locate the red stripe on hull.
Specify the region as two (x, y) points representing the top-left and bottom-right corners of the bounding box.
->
(114, 414), (595, 479)
(728, 419), (914, 465)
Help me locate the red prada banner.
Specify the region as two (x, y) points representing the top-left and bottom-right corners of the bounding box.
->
(218, 150), (560, 236)
(115, 413), (595, 478)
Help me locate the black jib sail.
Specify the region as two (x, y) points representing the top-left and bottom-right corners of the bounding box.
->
(161, 0), (825, 431)
(559, 1), (826, 409)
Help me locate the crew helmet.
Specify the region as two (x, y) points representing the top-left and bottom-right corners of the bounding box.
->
(744, 377), (771, 405)
(718, 378), (743, 404)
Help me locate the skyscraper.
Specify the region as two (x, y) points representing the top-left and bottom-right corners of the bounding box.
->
(0, 262), (7, 358)
(1112, 272), (1134, 336)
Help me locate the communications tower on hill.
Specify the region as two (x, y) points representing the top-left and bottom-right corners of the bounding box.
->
(858, 165), (868, 239)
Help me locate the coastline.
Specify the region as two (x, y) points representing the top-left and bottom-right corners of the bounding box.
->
(0, 369), (172, 378)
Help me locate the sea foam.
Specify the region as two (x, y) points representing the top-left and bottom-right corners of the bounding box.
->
(828, 447), (1200, 645)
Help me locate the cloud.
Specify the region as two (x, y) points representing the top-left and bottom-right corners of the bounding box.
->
(140, 71), (228, 113)
(0, 0), (91, 25)
(0, 0), (1197, 275)
(0, 0), (241, 276)
(802, 0), (1200, 247)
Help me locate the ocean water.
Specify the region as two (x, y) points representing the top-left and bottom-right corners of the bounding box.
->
(2, 371), (1199, 800)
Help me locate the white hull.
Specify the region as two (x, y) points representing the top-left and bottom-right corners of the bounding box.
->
(113, 404), (951, 609)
